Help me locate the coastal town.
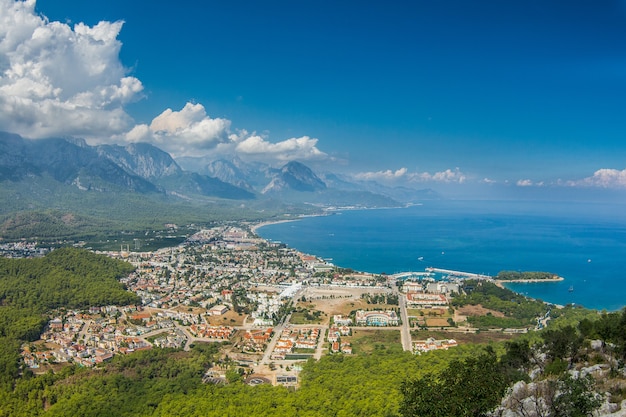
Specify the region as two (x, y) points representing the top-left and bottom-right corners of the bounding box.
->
(18, 223), (546, 385)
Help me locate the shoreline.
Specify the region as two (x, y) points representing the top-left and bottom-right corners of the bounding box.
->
(246, 208), (624, 312)
(496, 277), (564, 284)
(494, 277), (564, 290)
(250, 219), (299, 235)
(251, 212), (332, 235)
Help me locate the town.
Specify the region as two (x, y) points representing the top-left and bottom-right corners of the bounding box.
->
(20, 223), (507, 385)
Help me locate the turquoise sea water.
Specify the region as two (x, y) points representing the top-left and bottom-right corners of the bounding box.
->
(257, 200), (626, 311)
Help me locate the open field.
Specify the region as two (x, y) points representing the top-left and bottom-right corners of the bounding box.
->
(206, 310), (247, 326)
(456, 304), (505, 318)
(290, 307), (328, 325)
(296, 286), (391, 324)
(425, 318), (451, 327)
(343, 329), (402, 354)
(410, 329), (518, 345)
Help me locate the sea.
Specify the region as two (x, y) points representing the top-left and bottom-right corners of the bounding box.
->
(257, 200), (626, 311)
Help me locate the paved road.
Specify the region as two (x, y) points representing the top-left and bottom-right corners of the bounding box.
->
(261, 313), (291, 364)
(396, 286), (412, 352)
(78, 319), (92, 343)
(313, 327), (326, 360)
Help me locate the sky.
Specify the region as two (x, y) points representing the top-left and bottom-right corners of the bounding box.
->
(2, 0), (626, 194)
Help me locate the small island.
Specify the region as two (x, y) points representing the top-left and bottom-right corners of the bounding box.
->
(495, 271), (564, 282)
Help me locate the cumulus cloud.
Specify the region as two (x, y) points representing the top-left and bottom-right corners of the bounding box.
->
(353, 168), (408, 181)
(427, 168), (467, 183)
(568, 168), (626, 188)
(0, 0), (143, 139)
(353, 167), (466, 184)
(235, 135), (327, 162)
(120, 102), (328, 161)
(516, 179), (546, 187)
(0, 2), (329, 164)
(133, 102), (232, 155)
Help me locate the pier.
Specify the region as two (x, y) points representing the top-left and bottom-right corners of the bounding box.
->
(392, 271), (433, 280)
(425, 267), (491, 280)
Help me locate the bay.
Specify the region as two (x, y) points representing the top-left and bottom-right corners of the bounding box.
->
(257, 200), (626, 311)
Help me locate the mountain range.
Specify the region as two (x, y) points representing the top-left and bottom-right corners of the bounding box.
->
(0, 131), (439, 214)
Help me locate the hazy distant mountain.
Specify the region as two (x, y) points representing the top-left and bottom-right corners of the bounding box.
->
(263, 161), (327, 194)
(0, 132), (254, 200)
(0, 132), (159, 193)
(97, 142), (181, 179)
(205, 159), (255, 191)
(178, 155), (402, 206)
(322, 172), (441, 202)
(0, 131), (412, 215)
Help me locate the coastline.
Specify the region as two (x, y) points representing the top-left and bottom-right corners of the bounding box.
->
(495, 277), (564, 284)
(494, 277), (564, 290)
(250, 219), (299, 235)
(249, 204), (626, 311)
(251, 212), (332, 235)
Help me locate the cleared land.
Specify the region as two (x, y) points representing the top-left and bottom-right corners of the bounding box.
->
(296, 287), (391, 324)
(410, 329), (518, 344)
(343, 329), (402, 354)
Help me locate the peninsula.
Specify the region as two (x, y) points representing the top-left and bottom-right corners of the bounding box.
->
(495, 270), (564, 283)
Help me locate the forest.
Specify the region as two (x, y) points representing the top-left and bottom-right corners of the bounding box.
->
(0, 248), (139, 389)
(0, 178), (313, 243)
(496, 271), (560, 281)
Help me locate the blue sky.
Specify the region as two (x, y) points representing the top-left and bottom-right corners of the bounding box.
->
(2, 0), (626, 192)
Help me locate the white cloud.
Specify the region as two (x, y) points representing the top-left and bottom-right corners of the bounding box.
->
(135, 102), (232, 155)
(568, 168), (626, 188)
(353, 168), (408, 181)
(516, 179), (534, 187)
(0, 2), (330, 164)
(235, 135), (327, 162)
(120, 102), (329, 161)
(353, 167), (466, 184)
(0, 0), (143, 139)
(428, 168), (466, 183)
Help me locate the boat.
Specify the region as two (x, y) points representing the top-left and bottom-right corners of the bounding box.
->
(568, 286), (574, 292)
(418, 256), (424, 261)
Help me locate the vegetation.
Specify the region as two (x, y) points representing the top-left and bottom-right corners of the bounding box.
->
(451, 280), (549, 329)
(0, 248), (139, 389)
(291, 306), (325, 324)
(361, 293), (399, 305)
(0, 176), (321, 244)
(400, 348), (507, 417)
(1, 249), (626, 415)
(345, 329), (403, 354)
(400, 310), (626, 417)
(496, 271), (560, 281)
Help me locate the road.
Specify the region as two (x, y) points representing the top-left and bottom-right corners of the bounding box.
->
(261, 313), (291, 364)
(396, 285), (412, 352)
(78, 319), (92, 343)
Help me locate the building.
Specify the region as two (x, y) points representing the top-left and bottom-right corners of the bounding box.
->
(209, 304), (229, 316)
(413, 337), (458, 354)
(406, 292), (448, 307)
(355, 310), (399, 326)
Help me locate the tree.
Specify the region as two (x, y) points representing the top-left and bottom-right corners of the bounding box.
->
(501, 374), (602, 417)
(541, 326), (583, 367)
(400, 348), (507, 417)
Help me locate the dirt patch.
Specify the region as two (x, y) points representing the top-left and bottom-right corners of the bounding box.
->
(425, 318), (450, 327)
(457, 304), (505, 318)
(206, 310), (246, 326)
(297, 287), (391, 324)
(411, 329), (519, 345)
